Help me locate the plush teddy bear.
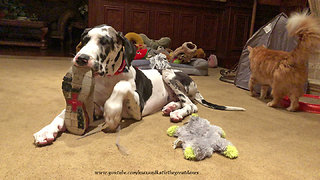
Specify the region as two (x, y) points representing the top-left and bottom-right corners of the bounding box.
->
(167, 114), (238, 161)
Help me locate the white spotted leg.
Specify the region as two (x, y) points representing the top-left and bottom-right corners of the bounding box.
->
(33, 109), (66, 146)
(104, 80), (142, 130)
(161, 69), (198, 122)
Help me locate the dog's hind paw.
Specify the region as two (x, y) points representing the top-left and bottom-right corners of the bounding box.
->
(170, 111), (184, 123)
(162, 102), (181, 116)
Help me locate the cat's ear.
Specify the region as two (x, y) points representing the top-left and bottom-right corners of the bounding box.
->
(247, 46), (253, 52)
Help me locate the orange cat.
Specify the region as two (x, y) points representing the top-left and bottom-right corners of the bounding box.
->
(248, 12), (320, 111)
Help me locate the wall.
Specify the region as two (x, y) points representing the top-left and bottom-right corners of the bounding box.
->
(88, 0), (253, 68)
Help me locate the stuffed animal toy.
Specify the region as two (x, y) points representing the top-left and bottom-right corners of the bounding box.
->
(124, 32), (148, 60)
(149, 53), (171, 70)
(62, 65), (95, 135)
(76, 41), (82, 54)
(194, 48), (206, 59)
(208, 54), (218, 68)
(125, 32), (144, 45)
(134, 48), (148, 60)
(170, 42), (197, 64)
(167, 114), (238, 161)
(135, 44), (147, 50)
(139, 33), (171, 50)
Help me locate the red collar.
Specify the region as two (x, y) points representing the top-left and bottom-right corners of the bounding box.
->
(106, 48), (127, 76)
(113, 58), (127, 76)
(106, 58), (126, 76)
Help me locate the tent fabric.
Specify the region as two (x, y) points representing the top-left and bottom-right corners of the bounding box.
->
(234, 13), (297, 90)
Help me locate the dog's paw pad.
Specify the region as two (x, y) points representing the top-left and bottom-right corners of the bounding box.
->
(162, 106), (175, 116)
(170, 117), (183, 123)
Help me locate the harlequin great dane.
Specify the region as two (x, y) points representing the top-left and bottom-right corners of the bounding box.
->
(33, 25), (245, 146)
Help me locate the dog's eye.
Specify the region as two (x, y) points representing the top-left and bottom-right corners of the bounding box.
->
(99, 37), (108, 45)
(82, 36), (91, 44)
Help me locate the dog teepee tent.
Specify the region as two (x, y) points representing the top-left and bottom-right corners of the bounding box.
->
(234, 13), (297, 90)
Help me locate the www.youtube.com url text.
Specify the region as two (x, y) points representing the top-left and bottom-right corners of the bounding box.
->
(95, 170), (200, 176)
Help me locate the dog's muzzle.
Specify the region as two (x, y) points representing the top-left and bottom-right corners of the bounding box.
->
(76, 54), (90, 66)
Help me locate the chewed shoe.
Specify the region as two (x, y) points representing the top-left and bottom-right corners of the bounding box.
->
(62, 65), (95, 135)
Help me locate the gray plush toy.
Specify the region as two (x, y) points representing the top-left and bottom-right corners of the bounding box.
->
(167, 114), (238, 161)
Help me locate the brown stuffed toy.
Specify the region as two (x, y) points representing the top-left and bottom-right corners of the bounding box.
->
(194, 48), (206, 59)
(170, 42), (197, 64)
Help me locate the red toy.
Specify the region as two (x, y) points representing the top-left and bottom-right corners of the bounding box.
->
(281, 94), (320, 114)
(134, 48), (148, 60)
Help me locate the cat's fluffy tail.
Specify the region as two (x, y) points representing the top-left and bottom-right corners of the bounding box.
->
(287, 11), (320, 59)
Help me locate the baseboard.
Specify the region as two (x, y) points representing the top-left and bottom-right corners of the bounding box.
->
(0, 55), (72, 61)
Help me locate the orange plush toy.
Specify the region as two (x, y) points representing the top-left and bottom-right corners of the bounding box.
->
(194, 48), (206, 59)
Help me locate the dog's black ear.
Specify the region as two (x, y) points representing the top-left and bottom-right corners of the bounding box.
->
(117, 32), (136, 66)
(81, 28), (92, 39)
(75, 28), (92, 52)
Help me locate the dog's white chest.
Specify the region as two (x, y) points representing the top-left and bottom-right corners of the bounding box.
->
(93, 73), (134, 107)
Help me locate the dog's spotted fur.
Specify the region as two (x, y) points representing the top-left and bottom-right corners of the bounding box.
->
(33, 25), (245, 146)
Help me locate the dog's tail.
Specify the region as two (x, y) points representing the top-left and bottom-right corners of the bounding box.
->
(194, 93), (245, 111)
(287, 11), (320, 61)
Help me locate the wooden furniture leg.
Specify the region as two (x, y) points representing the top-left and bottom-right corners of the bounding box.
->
(40, 27), (48, 50)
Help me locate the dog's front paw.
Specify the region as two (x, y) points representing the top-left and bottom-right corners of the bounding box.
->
(33, 124), (65, 146)
(104, 103), (122, 130)
(105, 117), (120, 131)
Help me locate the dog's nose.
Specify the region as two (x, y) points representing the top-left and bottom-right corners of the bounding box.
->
(76, 54), (90, 66)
